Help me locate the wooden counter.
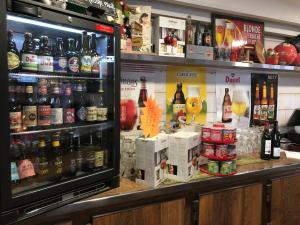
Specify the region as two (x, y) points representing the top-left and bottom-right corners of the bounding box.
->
(19, 157), (300, 225)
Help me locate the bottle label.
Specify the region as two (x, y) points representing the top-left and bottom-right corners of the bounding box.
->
(86, 152), (96, 169)
(76, 151), (84, 169)
(69, 158), (77, 174)
(91, 56), (100, 74)
(10, 111), (22, 130)
(22, 53), (38, 71)
(273, 147), (281, 157)
(95, 150), (104, 167)
(23, 106), (37, 127)
(253, 105), (261, 120)
(11, 162), (20, 181)
(265, 140), (271, 155)
(68, 57), (80, 73)
(54, 156), (63, 175)
(223, 105), (232, 119)
(51, 108), (63, 125)
(97, 107), (108, 121)
(38, 105), (51, 126)
(53, 57), (67, 73)
(18, 159), (36, 179)
(86, 106), (97, 121)
(39, 160), (49, 175)
(76, 107), (86, 121)
(173, 104), (186, 121)
(80, 55), (92, 73)
(38, 56), (54, 72)
(268, 105), (275, 120)
(64, 108), (75, 124)
(260, 105), (268, 121)
(38, 85), (48, 95)
(8, 52), (20, 70)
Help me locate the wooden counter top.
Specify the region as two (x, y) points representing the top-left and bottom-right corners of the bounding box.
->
(19, 156), (300, 225)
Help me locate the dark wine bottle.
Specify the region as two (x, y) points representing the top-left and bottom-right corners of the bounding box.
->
(271, 121), (281, 159)
(261, 122), (271, 160)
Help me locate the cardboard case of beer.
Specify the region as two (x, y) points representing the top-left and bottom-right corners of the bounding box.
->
(186, 44), (214, 60)
(135, 133), (169, 187)
(167, 131), (201, 182)
(154, 16), (185, 57)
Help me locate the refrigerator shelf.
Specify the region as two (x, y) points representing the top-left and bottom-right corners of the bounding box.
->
(10, 121), (114, 136)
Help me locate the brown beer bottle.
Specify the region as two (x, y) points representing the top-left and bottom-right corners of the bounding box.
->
(23, 85), (37, 131)
(268, 83), (275, 121)
(137, 77), (148, 130)
(253, 83), (261, 121)
(260, 81), (268, 122)
(222, 88), (232, 123)
(7, 30), (20, 73)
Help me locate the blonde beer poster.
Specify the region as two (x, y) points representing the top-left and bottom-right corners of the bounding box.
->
(216, 70), (251, 128)
(166, 66), (207, 127)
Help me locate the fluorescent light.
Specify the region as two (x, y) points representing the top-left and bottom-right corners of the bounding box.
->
(7, 15), (84, 34)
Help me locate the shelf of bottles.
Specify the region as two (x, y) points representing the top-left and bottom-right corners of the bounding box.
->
(7, 14), (116, 195)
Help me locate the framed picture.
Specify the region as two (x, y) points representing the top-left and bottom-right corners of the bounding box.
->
(211, 14), (264, 61)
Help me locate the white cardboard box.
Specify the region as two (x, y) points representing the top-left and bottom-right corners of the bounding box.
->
(167, 131), (201, 182)
(135, 133), (169, 187)
(154, 16), (186, 58)
(186, 45), (214, 60)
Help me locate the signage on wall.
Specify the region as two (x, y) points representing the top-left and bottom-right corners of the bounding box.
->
(68, 0), (116, 17)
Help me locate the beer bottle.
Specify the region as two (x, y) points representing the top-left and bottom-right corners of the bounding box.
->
(84, 132), (96, 171)
(37, 136), (49, 177)
(90, 33), (100, 75)
(260, 81), (268, 122)
(86, 94), (97, 122)
(62, 84), (75, 124)
(194, 23), (202, 46)
(80, 31), (92, 74)
(23, 85), (37, 130)
(33, 38), (40, 55)
(38, 36), (53, 73)
(253, 83), (261, 121)
(271, 120), (281, 159)
(50, 84), (63, 126)
(202, 26), (211, 46)
(66, 38), (80, 75)
(102, 132), (109, 169)
(53, 37), (67, 74)
(37, 79), (51, 127)
(21, 32), (38, 72)
(222, 88), (232, 123)
(137, 76), (148, 130)
(7, 30), (20, 73)
(10, 139), (21, 185)
(268, 83), (275, 121)
(74, 135), (84, 176)
(260, 122), (271, 160)
(74, 83), (86, 122)
(63, 132), (77, 177)
(9, 85), (22, 133)
(186, 15), (193, 45)
(17, 138), (36, 180)
(96, 80), (108, 122)
(94, 130), (104, 169)
(50, 133), (63, 181)
(172, 82), (186, 126)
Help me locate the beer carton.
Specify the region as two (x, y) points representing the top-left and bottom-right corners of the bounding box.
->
(167, 131), (201, 182)
(135, 133), (169, 187)
(186, 44), (214, 60)
(154, 16), (185, 57)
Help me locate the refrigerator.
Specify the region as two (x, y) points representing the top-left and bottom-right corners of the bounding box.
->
(0, 0), (120, 224)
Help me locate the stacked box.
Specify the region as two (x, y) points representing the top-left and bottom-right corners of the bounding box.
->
(135, 133), (169, 187)
(154, 16), (185, 57)
(186, 44), (214, 60)
(167, 131), (201, 182)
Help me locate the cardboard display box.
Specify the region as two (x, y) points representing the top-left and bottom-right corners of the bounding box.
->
(186, 44), (214, 60)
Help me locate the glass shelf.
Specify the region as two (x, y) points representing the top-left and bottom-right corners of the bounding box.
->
(10, 121), (113, 136)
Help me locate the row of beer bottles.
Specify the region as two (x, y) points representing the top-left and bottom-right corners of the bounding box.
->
(11, 130), (109, 184)
(9, 79), (108, 133)
(7, 30), (101, 75)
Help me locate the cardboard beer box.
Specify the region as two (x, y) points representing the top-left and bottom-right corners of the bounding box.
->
(167, 131), (201, 182)
(154, 16), (185, 57)
(129, 5), (152, 53)
(135, 133), (169, 187)
(186, 44), (214, 60)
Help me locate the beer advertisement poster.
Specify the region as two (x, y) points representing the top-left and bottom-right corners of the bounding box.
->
(211, 14), (264, 61)
(166, 66), (207, 127)
(120, 63), (165, 133)
(250, 73), (278, 126)
(216, 70), (251, 128)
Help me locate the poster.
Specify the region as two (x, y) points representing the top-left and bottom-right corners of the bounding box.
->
(250, 73), (278, 126)
(120, 63), (165, 133)
(166, 66), (207, 127)
(212, 14), (264, 61)
(216, 70), (251, 128)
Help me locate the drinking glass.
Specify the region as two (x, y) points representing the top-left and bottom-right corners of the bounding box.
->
(232, 89), (248, 123)
(186, 85), (202, 124)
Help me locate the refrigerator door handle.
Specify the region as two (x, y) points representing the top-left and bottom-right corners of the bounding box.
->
(10, 0), (41, 17)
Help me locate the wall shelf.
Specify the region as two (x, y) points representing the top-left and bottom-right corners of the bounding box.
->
(121, 53), (300, 73)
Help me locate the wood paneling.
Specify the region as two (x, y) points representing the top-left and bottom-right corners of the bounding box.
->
(93, 198), (185, 225)
(271, 175), (300, 225)
(199, 183), (262, 225)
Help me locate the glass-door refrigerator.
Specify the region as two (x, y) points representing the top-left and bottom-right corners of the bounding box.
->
(0, 0), (120, 224)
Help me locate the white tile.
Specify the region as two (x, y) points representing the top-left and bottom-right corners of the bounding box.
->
(278, 110), (286, 126)
(206, 112), (217, 123)
(206, 71), (216, 93)
(279, 74), (300, 94)
(154, 92), (166, 113)
(206, 93), (216, 113)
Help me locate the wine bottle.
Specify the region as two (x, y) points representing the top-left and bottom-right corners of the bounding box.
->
(271, 121), (281, 159)
(261, 122), (271, 160)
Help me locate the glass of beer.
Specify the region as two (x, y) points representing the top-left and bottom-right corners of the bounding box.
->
(215, 19), (226, 60)
(232, 89), (248, 122)
(186, 85), (202, 124)
(224, 22), (236, 61)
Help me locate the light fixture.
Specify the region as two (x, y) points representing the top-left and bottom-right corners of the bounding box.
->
(7, 15), (84, 34)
